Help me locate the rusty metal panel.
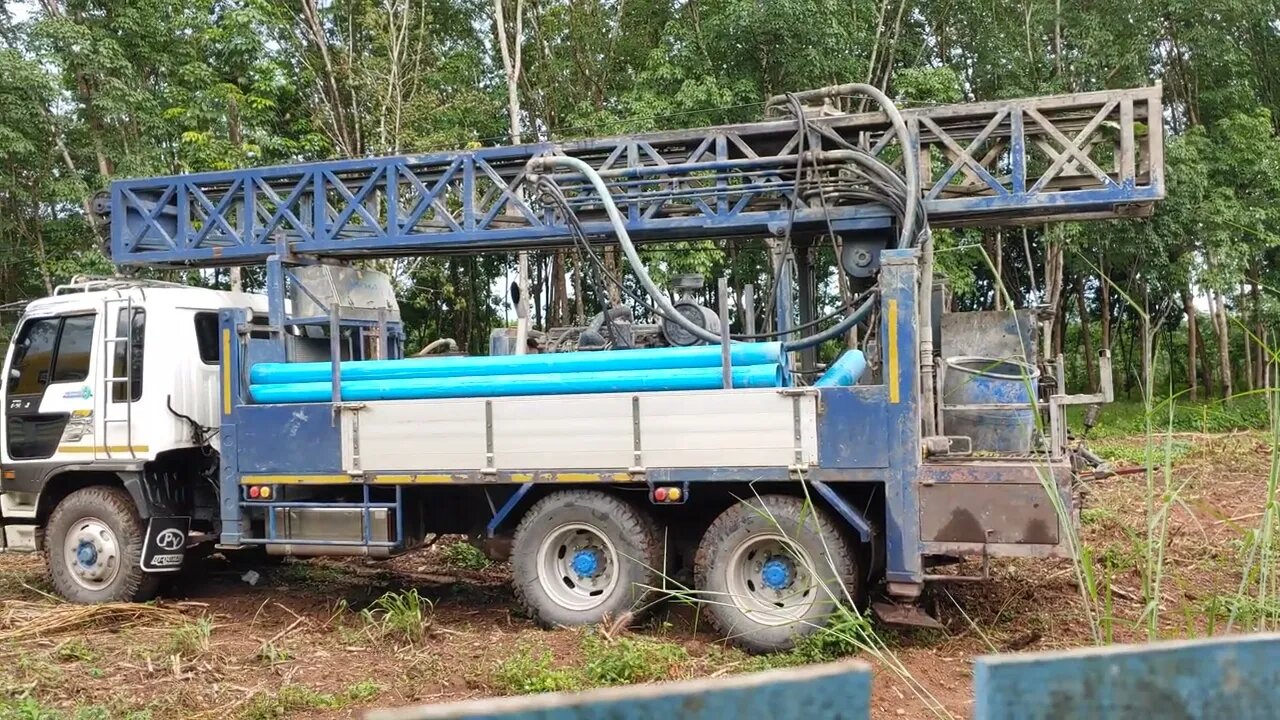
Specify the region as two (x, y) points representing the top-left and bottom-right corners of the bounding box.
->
(940, 309), (1038, 362)
(920, 483), (1058, 544)
(921, 460), (1071, 484)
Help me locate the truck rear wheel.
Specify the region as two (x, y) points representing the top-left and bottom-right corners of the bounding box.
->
(45, 486), (160, 604)
(512, 490), (662, 628)
(694, 494), (859, 653)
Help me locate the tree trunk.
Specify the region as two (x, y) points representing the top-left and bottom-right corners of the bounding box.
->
(1139, 283), (1151, 397)
(493, 0), (528, 352)
(1196, 306), (1214, 397)
(1251, 267), (1264, 389)
(1075, 276), (1096, 392)
(603, 247), (622, 305)
(992, 229), (1004, 311)
(1099, 256), (1111, 351)
(1241, 281), (1253, 392)
(1044, 226), (1065, 360)
(550, 250), (568, 327)
(299, 0), (358, 155)
(1211, 290), (1233, 401)
(572, 254), (585, 324)
(1182, 288), (1198, 401)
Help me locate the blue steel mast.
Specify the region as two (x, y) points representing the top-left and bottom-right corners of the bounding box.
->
(105, 86), (1163, 268)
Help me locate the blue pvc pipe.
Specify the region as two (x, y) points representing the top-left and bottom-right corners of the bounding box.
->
(250, 342), (782, 385)
(814, 350), (868, 387)
(250, 363), (784, 403)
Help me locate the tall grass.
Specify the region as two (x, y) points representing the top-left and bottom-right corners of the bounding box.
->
(630, 250), (1278, 718)
(644, 482), (955, 719)
(1224, 323), (1280, 632)
(970, 247), (1280, 645)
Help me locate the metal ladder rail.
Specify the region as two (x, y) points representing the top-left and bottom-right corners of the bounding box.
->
(99, 295), (137, 461)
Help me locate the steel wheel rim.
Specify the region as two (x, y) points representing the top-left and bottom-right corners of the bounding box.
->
(725, 533), (818, 625)
(537, 522), (620, 611)
(63, 517), (121, 591)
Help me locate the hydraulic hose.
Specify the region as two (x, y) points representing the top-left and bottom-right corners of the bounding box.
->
(528, 85), (928, 360)
(528, 155), (729, 346)
(766, 83), (921, 251)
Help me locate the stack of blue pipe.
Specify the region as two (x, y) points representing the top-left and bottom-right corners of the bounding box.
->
(249, 343), (788, 404)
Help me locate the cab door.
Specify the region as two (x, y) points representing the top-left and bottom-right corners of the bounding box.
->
(3, 313), (98, 463)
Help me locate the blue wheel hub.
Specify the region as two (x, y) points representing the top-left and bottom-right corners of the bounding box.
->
(760, 556), (793, 591)
(571, 549), (602, 578)
(76, 541), (98, 568)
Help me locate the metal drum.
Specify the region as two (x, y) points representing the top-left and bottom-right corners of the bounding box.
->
(942, 357), (1040, 453)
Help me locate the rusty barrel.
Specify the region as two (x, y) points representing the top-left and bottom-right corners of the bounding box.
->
(941, 357), (1039, 453)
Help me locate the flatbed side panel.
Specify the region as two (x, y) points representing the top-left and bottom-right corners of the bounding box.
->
(342, 388), (817, 472)
(492, 395), (633, 469)
(339, 397), (488, 473)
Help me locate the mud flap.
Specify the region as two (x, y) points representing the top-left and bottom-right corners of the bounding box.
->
(140, 516), (190, 572)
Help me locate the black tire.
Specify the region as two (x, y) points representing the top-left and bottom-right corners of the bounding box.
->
(512, 490), (662, 629)
(694, 494), (859, 653)
(44, 486), (161, 604)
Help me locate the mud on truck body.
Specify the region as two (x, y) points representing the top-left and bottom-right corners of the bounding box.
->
(0, 84), (1163, 652)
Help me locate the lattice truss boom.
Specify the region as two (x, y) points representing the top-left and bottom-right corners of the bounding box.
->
(107, 86), (1163, 267)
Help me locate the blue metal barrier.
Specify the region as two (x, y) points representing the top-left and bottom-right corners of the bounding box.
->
(365, 662), (874, 720)
(973, 633), (1280, 720)
(364, 634), (1280, 720)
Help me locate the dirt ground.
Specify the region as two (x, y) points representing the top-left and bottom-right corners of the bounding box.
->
(1, 432), (1274, 720)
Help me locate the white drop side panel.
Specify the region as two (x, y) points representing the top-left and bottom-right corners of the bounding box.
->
(342, 398), (488, 472)
(638, 391), (817, 467)
(346, 388), (818, 472)
(490, 396), (634, 469)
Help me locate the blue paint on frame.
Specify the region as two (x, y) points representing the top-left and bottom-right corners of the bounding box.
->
(973, 633), (1280, 720)
(366, 660), (872, 720)
(817, 386), (891, 469)
(235, 404), (342, 474)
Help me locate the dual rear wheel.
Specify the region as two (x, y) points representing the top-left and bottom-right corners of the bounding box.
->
(511, 490), (860, 653)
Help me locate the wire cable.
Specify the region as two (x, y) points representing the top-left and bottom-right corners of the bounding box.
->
(528, 84), (927, 352)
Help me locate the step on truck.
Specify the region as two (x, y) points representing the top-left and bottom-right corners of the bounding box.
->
(0, 84), (1163, 652)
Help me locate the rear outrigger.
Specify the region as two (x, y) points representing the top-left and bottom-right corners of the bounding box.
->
(0, 84), (1162, 652)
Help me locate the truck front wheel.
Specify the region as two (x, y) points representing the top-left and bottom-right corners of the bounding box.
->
(512, 490), (662, 628)
(45, 486), (160, 603)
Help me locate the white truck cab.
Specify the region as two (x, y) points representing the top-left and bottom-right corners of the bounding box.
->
(0, 278), (266, 600)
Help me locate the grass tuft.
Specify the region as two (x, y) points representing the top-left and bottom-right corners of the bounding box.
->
(440, 541), (491, 571)
(166, 617), (213, 657)
(240, 682), (380, 720)
(580, 633), (688, 685)
(491, 648), (581, 694)
(360, 589), (433, 644)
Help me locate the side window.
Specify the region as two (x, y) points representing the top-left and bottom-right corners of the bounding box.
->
(112, 308), (145, 402)
(51, 315), (95, 383)
(8, 317), (60, 395)
(194, 312), (219, 364)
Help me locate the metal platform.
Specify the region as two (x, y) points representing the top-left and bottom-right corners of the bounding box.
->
(107, 86), (1163, 267)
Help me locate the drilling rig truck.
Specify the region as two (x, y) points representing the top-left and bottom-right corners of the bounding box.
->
(0, 84), (1163, 652)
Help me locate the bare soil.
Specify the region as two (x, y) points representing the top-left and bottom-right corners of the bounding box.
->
(1, 432), (1273, 720)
